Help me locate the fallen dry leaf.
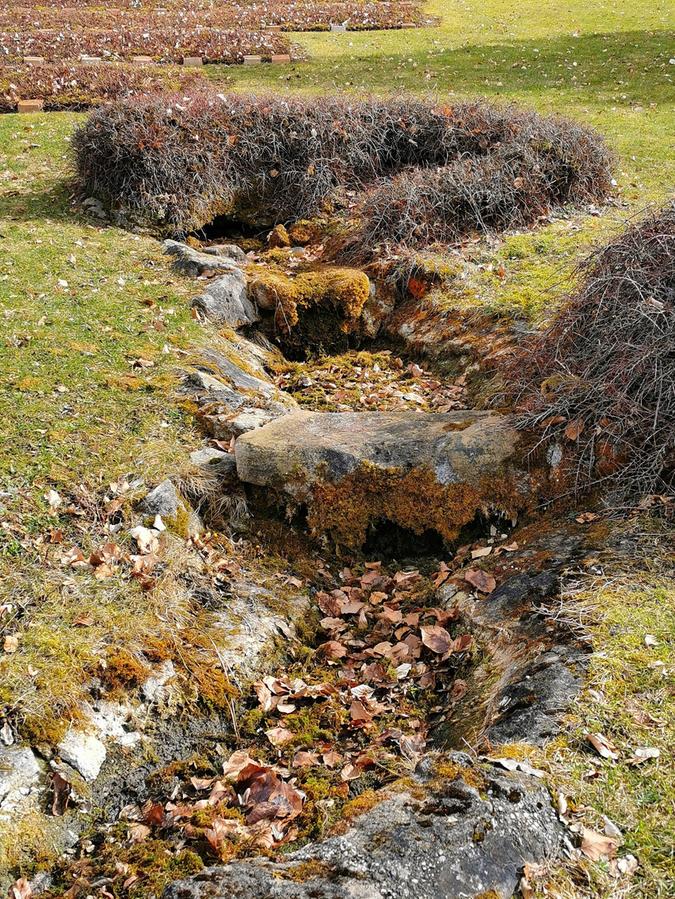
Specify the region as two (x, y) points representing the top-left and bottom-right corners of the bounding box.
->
(129, 525), (159, 555)
(586, 732), (620, 760)
(464, 568), (496, 594)
(575, 511), (599, 523)
(9, 878), (32, 899)
(580, 826), (618, 861)
(265, 726), (293, 747)
(420, 625), (452, 654)
(471, 546), (492, 559)
(564, 417), (585, 441)
(629, 746), (660, 765)
(50, 770), (71, 816)
(3, 634), (19, 653)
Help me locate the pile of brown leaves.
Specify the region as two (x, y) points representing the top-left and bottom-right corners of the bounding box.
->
(120, 749), (306, 857)
(275, 351), (466, 413)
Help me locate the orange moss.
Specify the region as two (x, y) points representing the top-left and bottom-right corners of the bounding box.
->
(432, 758), (486, 792)
(100, 648), (152, 691)
(307, 463), (527, 548)
(288, 220), (320, 246)
(281, 860), (332, 882)
(249, 266), (370, 336)
(342, 789), (381, 820)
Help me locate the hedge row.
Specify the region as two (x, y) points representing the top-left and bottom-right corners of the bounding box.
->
(344, 119), (612, 258)
(2, 2), (430, 33)
(0, 27), (289, 65)
(509, 203), (674, 502)
(73, 92), (613, 247)
(0, 63), (205, 112)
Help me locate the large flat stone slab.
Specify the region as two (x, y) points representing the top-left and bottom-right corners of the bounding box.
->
(235, 411), (527, 546)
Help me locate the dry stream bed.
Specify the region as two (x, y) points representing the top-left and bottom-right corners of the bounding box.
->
(2, 231), (620, 899)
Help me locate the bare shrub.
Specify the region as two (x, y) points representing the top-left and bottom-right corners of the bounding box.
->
(344, 116), (613, 259)
(0, 62), (205, 112)
(72, 92), (612, 236)
(0, 26), (289, 64)
(507, 203), (674, 503)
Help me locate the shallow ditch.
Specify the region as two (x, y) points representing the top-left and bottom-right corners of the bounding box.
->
(30, 237), (593, 899)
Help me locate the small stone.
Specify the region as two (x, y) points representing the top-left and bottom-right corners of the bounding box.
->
(243, 55), (262, 65)
(182, 56), (203, 66)
(58, 730), (106, 782)
(139, 479), (180, 519)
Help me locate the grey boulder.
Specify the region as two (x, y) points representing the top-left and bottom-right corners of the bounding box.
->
(139, 479), (181, 519)
(202, 244), (248, 263)
(163, 761), (564, 899)
(235, 410), (519, 489)
(163, 240), (243, 278)
(234, 410), (527, 545)
(192, 271), (260, 329)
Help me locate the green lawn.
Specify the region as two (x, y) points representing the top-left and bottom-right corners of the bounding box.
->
(0, 0), (673, 891)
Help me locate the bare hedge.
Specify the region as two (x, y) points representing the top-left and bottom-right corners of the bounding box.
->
(509, 203), (674, 503)
(343, 122), (613, 259)
(0, 63), (205, 112)
(72, 91), (613, 238)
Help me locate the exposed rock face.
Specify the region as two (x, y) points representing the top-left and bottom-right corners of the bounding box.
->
(0, 745), (43, 819)
(192, 271), (259, 328)
(235, 410), (526, 546)
(180, 337), (297, 445)
(434, 529), (590, 749)
(163, 240), (245, 278)
(163, 758), (564, 899)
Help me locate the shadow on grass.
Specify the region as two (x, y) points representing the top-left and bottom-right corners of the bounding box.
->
(1, 179), (83, 224)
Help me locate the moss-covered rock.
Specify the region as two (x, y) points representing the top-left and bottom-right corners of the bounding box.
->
(235, 409), (530, 547)
(248, 266), (371, 354)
